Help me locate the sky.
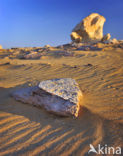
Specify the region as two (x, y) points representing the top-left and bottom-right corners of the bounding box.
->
(0, 0), (123, 49)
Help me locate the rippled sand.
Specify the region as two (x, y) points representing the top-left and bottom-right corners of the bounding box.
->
(0, 47), (123, 155)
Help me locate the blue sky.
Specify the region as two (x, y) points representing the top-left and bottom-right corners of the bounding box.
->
(0, 0), (123, 48)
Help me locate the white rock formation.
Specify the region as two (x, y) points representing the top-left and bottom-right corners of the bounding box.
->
(13, 78), (83, 117)
(71, 13), (106, 42)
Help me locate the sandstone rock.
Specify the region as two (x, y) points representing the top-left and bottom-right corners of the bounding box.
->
(0, 45), (2, 49)
(71, 13), (106, 42)
(102, 33), (111, 42)
(13, 78), (82, 117)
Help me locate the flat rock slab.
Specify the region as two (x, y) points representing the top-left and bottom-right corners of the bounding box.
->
(12, 78), (83, 117)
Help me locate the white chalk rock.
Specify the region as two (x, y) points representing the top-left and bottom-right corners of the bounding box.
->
(39, 78), (82, 104)
(13, 78), (83, 117)
(71, 13), (106, 42)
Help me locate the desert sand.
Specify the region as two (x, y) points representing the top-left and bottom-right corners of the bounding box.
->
(0, 43), (123, 155)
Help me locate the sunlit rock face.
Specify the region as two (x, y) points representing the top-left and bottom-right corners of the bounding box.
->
(102, 33), (111, 42)
(70, 32), (82, 43)
(13, 78), (83, 117)
(71, 13), (106, 43)
(0, 45), (2, 49)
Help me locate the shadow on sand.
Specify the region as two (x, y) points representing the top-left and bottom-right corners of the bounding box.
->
(0, 84), (122, 155)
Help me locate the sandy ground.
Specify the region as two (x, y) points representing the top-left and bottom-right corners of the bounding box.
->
(0, 45), (123, 155)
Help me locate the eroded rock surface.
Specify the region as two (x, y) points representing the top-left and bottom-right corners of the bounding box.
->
(71, 32), (82, 43)
(102, 33), (111, 42)
(13, 78), (82, 117)
(71, 13), (106, 42)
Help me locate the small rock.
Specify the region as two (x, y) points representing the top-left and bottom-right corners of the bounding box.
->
(103, 39), (112, 44)
(87, 63), (93, 67)
(24, 52), (41, 59)
(0, 45), (2, 49)
(102, 33), (111, 42)
(44, 45), (51, 48)
(111, 38), (118, 44)
(38, 78), (82, 110)
(107, 86), (111, 88)
(13, 78), (83, 117)
(28, 83), (32, 86)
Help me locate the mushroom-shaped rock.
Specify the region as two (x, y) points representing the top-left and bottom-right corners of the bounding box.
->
(13, 78), (83, 117)
(71, 13), (106, 42)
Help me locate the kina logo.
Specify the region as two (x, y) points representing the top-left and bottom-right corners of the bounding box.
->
(88, 144), (121, 155)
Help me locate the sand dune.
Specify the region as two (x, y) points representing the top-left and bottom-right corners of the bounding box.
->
(0, 47), (123, 155)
